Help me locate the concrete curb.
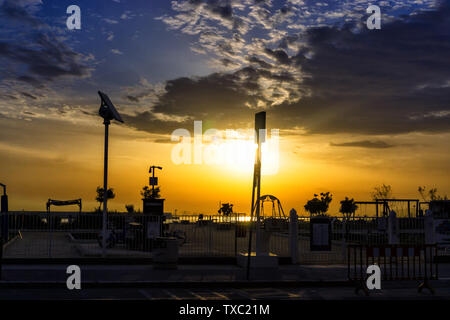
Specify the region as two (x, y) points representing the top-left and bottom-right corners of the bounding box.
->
(0, 280), (353, 289)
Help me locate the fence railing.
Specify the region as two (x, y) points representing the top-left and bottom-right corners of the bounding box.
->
(0, 212), (427, 261)
(347, 244), (438, 294)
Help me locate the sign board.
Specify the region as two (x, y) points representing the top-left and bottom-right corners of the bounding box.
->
(255, 111), (266, 143)
(143, 198), (164, 215)
(377, 217), (387, 231)
(434, 219), (450, 249)
(310, 217), (331, 251)
(147, 221), (161, 239)
(149, 177), (158, 186)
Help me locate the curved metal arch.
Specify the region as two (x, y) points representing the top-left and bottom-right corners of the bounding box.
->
(258, 194), (285, 218)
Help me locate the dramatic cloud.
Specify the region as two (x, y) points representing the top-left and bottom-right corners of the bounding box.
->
(124, 0), (450, 137)
(0, 1), (92, 87)
(330, 140), (394, 149)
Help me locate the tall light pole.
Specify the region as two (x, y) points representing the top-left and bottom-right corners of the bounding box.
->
(149, 166), (163, 195)
(98, 91), (123, 257)
(246, 111), (266, 280)
(0, 182), (7, 280)
(0, 183), (6, 213)
(0, 183), (7, 240)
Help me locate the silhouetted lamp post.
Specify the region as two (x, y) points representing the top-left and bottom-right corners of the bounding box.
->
(246, 111), (266, 279)
(0, 183), (7, 239)
(149, 166), (163, 195)
(98, 91), (123, 256)
(0, 183), (7, 214)
(0, 182), (7, 279)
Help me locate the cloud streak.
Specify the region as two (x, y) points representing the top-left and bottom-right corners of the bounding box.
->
(123, 0), (450, 137)
(330, 140), (394, 149)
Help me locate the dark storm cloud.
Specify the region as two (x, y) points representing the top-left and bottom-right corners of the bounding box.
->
(269, 1), (450, 135)
(0, 0), (42, 27)
(127, 95), (140, 102)
(121, 111), (191, 135)
(126, 1), (450, 137)
(182, 0), (234, 21)
(20, 91), (37, 100)
(330, 140), (395, 149)
(264, 48), (291, 65)
(0, 1), (91, 87)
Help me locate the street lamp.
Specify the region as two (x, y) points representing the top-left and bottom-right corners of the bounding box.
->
(149, 166), (163, 196)
(246, 111), (266, 280)
(0, 183), (6, 213)
(98, 91), (123, 256)
(0, 182), (7, 279)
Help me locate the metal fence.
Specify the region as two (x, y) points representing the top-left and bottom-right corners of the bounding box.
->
(347, 244), (438, 294)
(0, 212), (426, 263)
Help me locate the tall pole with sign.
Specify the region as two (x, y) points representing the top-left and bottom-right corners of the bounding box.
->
(98, 91), (124, 257)
(149, 166), (163, 196)
(246, 111), (266, 279)
(0, 183), (7, 280)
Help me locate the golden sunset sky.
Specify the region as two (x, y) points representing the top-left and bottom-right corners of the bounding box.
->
(1, 0), (449, 215)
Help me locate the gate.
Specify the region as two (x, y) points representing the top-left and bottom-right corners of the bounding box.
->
(348, 244), (438, 294)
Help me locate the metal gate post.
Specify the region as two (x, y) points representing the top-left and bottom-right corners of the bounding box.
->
(289, 208), (298, 264)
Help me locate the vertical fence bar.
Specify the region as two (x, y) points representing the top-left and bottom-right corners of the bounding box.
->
(48, 213), (53, 258)
(347, 245), (350, 280)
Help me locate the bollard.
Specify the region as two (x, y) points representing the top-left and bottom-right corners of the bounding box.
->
(388, 210), (399, 245)
(424, 210), (435, 245)
(289, 208), (299, 264)
(0, 192), (8, 280)
(152, 237), (179, 269)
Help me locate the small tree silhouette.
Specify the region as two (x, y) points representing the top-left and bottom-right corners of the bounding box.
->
(418, 186), (448, 201)
(125, 204), (134, 213)
(218, 203), (233, 216)
(95, 186), (115, 211)
(339, 197), (358, 219)
(304, 192), (333, 217)
(371, 184), (393, 200)
(141, 186), (161, 200)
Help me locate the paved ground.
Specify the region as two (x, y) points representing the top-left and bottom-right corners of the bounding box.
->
(1, 263), (449, 282)
(4, 230), (346, 263)
(0, 283), (447, 300)
(0, 264), (449, 300)
(0, 264), (350, 282)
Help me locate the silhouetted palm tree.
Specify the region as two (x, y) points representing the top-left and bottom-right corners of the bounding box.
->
(95, 186), (115, 211)
(141, 186), (161, 199)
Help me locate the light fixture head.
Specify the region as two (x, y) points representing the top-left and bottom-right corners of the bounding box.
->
(255, 111), (266, 144)
(149, 166), (163, 173)
(98, 91), (124, 123)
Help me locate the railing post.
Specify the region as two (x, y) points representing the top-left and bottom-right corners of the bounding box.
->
(289, 208), (298, 264)
(208, 215), (212, 255)
(424, 209), (435, 245)
(342, 216), (347, 261)
(48, 213), (53, 258)
(388, 210), (399, 245)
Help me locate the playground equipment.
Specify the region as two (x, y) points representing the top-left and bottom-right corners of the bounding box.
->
(259, 194), (287, 232)
(46, 199), (82, 212)
(355, 199), (420, 218)
(259, 194), (285, 219)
